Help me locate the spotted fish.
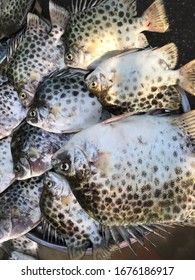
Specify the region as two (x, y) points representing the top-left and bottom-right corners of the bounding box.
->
(52, 111), (195, 242)
(0, 0), (35, 39)
(7, 1), (69, 107)
(27, 68), (111, 133)
(0, 235), (38, 259)
(11, 122), (73, 180)
(0, 73), (28, 139)
(40, 172), (113, 259)
(0, 176), (43, 243)
(64, 0), (169, 69)
(85, 43), (195, 114)
(0, 136), (15, 193)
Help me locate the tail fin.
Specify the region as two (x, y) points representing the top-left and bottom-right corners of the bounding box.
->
(143, 0), (169, 33)
(49, 1), (69, 30)
(92, 242), (112, 260)
(68, 243), (89, 260)
(178, 60), (195, 95)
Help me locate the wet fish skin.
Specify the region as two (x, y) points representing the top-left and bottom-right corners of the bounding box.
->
(85, 43), (195, 114)
(1, 235), (38, 259)
(0, 73), (28, 139)
(52, 111), (195, 228)
(0, 0), (35, 39)
(0, 176), (43, 243)
(64, 0), (169, 69)
(0, 136), (15, 193)
(40, 172), (112, 260)
(27, 68), (110, 133)
(11, 122), (73, 180)
(7, 1), (69, 107)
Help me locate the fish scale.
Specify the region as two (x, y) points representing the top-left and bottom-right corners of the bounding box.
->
(64, 0), (169, 69)
(52, 111), (195, 232)
(0, 176), (43, 243)
(0, 136), (15, 193)
(40, 172), (113, 260)
(0, 0), (35, 39)
(7, 1), (68, 107)
(27, 68), (111, 133)
(11, 122), (73, 180)
(0, 73), (28, 139)
(85, 43), (195, 114)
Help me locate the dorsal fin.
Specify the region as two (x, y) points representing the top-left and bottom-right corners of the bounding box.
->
(68, 0), (107, 14)
(6, 27), (26, 62)
(48, 67), (89, 79)
(27, 13), (50, 32)
(68, 0), (137, 16)
(154, 43), (178, 69)
(171, 110), (195, 152)
(49, 1), (69, 29)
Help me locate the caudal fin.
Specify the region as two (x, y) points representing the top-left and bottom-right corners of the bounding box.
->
(178, 60), (195, 95)
(143, 0), (169, 33)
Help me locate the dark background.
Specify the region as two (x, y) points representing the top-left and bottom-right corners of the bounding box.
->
(37, 0), (195, 260)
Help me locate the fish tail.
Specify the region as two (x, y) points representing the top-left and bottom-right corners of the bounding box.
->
(143, 0), (169, 33)
(68, 243), (89, 260)
(49, 1), (69, 30)
(178, 60), (195, 96)
(92, 242), (112, 260)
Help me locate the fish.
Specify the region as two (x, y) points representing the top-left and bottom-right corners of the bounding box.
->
(0, 235), (38, 259)
(0, 176), (43, 243)
(64, 0), (169, 69)
(52, 110), (195, 242)
(9, 251), (37, 260)
(0, 136), (15, 193)
(85, 43), (195, 114)
(6, 0), (69, 107)
(0, 0), (35, 39)
(0, 73), (28, 139)
(40, 171), (113, 259)
(27, 68), (111, 133)
(11, 122), (73, 180)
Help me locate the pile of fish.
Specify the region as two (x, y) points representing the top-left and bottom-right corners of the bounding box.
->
(0, 0), (195, 260)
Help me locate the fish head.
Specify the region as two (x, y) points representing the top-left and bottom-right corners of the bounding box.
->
(17, 71), (42, 107)
(43, 171), (71, 199)
(85, 70), (112, 96)
(13, 157), (31, 180)
(52, 145), (90, 184)
(65, 44), (91, 69)
(27, 102), (50, 128)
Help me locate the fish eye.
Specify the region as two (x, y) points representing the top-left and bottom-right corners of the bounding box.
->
(14, 164), (21, 173)
(90, 81), (98, 89)
(45, 180), (53, 188)
(29, 109), (37, 118)
(66, 53), (73, 61)
(60, 163), (70, 171)
(20, 92), (27, 100)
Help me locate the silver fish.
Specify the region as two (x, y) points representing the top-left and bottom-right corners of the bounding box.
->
(7, 1), (69, 107)
(64, 0), (169, 69)
(85, 43), (195, 114)
(0, 73), (28, 139)
(41, 172), (113, 259)
(52, 111), (195, 237)
(0, 176), (43, 243)
(0, 136), (15, 193)
(0, 235), (38, 259)
(0, 0), (35, 39)
(27, 68), (111, 133)
(11, 122), (73, 180)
